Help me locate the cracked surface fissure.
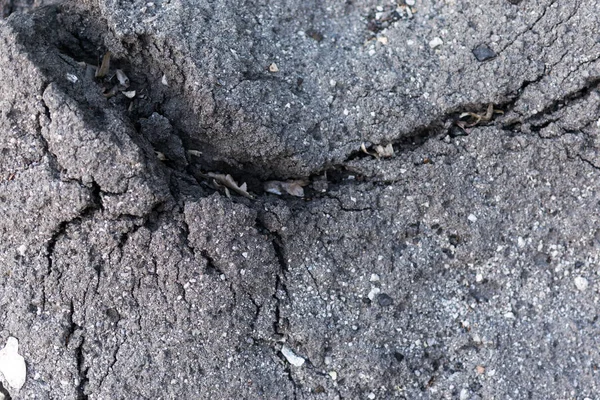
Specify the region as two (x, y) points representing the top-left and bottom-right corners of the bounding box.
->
(5, 1), (600, 398)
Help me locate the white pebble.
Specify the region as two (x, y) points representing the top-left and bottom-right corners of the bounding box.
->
(460, 388), (469, 400)
(0, 337), (26, 390)
(467, 214), (477, 222)
(368, 393), (376, 400)
(65, 73), (78, 83)
(328, 370), (337, 380)
(574, 276), (589, 291)
(429, 37), (443, 49)
(369, 274), (380, 282)
(367, 287), (381, 301)
(405, 0), (416, 5)
(161, 74), (169, 86)
(281, 346), (305, 367)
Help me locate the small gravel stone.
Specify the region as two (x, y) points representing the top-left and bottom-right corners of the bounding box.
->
(405, 0), (415, 6)
(377, 293), (393, 307)
(429, 37), (443, 49)
(0, 337), (26, 390)
(574, 276), (589, 291)
(467, 214), (477, 222)
(472, 44), (497, 61)
(533, 252), (550, 266)
(281, 345), (305, 367)
(393, 351), (405, 362)
(368, 286), (381, 301)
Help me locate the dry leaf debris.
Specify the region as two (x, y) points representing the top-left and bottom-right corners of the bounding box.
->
(361, 142), (394, 159)
(264, 180), (307, 197)
(205, 172), (253, 199)
(456, 103), (503, 132)
(87, 52), (136, 100)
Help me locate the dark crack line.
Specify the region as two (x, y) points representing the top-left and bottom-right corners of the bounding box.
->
(497, 0), (557, 55)
(577, 154), (600, 171)
(98, 340), (122, 392)
(65, 300), (89, 400)
(304, 265), (324, 301)
(75, 336), (89, 400)
(0, 382), (11, 400)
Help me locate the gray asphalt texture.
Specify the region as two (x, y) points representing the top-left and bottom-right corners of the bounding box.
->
(1, 0), (600, 399)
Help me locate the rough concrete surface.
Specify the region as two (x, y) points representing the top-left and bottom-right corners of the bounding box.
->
(1, 0), (600, 399)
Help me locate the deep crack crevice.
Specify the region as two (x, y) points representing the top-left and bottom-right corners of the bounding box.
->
(0, 382), (11, 400)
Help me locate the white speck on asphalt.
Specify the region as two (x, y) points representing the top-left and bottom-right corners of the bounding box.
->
(504, 311), (515, 319)
(66, 73), (78, 83)
(467, 214), (477, 222)
(574, 276), (589, 291)
(281, 346), (305, 367)
(368, 286), (381, 301)
(429, 37), (443, 49)
(0, 337), (26, 390)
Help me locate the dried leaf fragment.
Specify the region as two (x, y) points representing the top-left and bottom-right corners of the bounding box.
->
(375, 143), (394, 158)
(207, 172), (253, 199)
(361, 142), (394, 159)
(458, 103), (503, 128)
(121, 90), (136, 98)
(187, 149), (202, 157)
(264, 180), (307, 197)
(361, 142), (377, 157)
(103, 84), (120, 98)
(115, 69), (130, 88)
(95, 51), (111, 78)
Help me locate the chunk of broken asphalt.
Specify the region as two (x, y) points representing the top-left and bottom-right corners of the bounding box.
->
(472, 44), (497, 62)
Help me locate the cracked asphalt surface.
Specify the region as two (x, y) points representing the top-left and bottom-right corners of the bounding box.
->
(1, 0), (600, 399)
